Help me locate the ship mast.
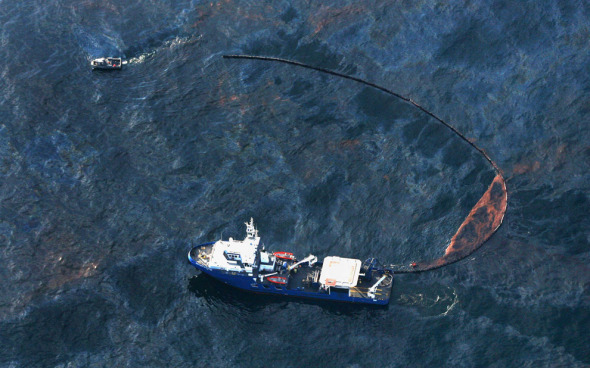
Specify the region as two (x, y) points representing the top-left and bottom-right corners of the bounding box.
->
(245, 217), (258, 239)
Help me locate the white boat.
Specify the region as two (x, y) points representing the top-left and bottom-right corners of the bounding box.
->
(91, 57), (122, 70)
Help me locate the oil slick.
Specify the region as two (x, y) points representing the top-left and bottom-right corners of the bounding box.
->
(400, 174), (508, 272)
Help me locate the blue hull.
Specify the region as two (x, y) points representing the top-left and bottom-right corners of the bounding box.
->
(188, 243), (390, 305)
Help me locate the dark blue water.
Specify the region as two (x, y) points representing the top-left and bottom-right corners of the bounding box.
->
(0, 1), (588, 367)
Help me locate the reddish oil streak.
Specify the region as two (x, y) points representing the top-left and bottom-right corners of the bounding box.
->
(403, 174), (508, 273)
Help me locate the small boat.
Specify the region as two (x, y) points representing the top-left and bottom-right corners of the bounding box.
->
(188, 218), (393, 305)
(266, 275), (288, 285)
(273, 251), (296, 261)
(91, 57), (122, 70)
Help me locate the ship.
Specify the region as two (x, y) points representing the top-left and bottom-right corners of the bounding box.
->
(188, 218), (393, 305)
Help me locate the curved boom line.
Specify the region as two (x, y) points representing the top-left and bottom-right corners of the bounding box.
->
(222, 54), (508, 274)
(223, 54), (502, 175)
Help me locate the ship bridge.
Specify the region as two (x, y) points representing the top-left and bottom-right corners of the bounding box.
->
(207, 218), (261, 273)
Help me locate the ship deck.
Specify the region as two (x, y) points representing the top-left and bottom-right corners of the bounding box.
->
(347, 272), (392, 300)
(283, 264), (322, 293)
(265, 264), (392, 302)
(190, 243), (214, 267)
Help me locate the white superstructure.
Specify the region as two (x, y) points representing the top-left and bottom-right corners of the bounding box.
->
(207, 218), (268, 275)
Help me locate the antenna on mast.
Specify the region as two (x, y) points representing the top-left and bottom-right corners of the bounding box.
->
(245, 217), (258, 238)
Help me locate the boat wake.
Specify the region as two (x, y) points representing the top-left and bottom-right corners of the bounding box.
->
(125, 34), (203, 65)
(74, 23), (202, 66)
(223, 54), (509, 274)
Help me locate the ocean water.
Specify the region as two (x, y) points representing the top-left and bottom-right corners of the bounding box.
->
(0, 0), (588, 367)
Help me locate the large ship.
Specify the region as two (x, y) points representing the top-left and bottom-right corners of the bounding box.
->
(188, 218), (393, 305)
